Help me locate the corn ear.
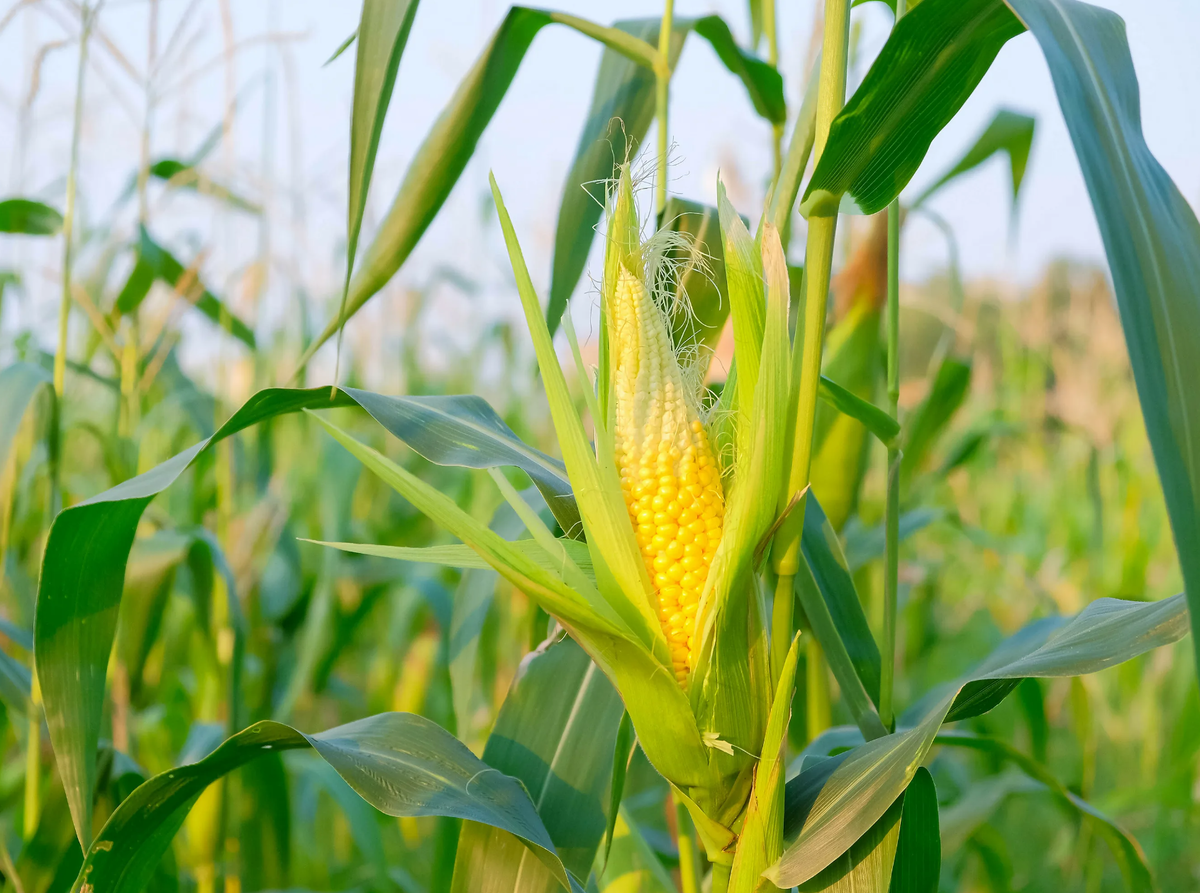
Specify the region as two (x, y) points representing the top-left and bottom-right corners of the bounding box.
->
(599, 166), (644, 426)
(489, 173), (667, 660)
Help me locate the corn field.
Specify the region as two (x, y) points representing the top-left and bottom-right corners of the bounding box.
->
(0, 0), (1197, 891)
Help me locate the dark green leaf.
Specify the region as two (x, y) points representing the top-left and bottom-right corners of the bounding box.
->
(888, 768), (939, 893)
(73, 714), (577, 893)
(800, 496), (883, 711)
(0, 198), (63, 235)
(818, 375), (899, 448)
(452, 636), (622, 891)
(912, 108), (1035, 209)
(602, 711), (637, 867)
(690, 16), (786, 125)
(801, 0), (1025, 217)
(1004, 0), (1200, 684)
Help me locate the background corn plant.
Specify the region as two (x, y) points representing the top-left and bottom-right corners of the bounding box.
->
(0, 0), (1197, 891)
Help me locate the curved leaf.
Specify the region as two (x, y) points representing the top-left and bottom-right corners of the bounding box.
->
(689, 16), (785, 125)
(1003, 0), (1200, 683)
(911, 108), (1035, 209)
(888, 768), (939, 893)
(72, 713), (577, 893)
(0, 198), (63, 235)
(768, 593), (1188, 886)
(818, 375), (899, 448)
(34, 385), (579, 846)
(800, 0), (1025, 217)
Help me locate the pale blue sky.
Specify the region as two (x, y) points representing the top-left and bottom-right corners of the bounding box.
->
(1, 0), (1197, 378)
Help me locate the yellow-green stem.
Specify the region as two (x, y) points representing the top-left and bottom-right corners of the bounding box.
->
(655, 0), (675, 216)
(771, 0), (852, 583)
(771, 572), (793, 687)
(709, 862), (732, 893)
(673, 791), (700, 893)
(881, 0), (907, 733)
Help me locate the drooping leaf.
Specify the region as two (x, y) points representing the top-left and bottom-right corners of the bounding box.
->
(818, 375), (899, 448)
(114, 227), (256, 348)
(452, 636), (623, 890)
(1004, 0), (1200, 684)
(690, 16), (785, 125)
(800, 0), (1026, 217)
(768, 593), (1188, 886)
(911, 108), (1035, 209)
(72, 714), (580, 893)
(0, 198), (63, 235)
(303, 8), (659, 365)
(33, 385), (581, 847)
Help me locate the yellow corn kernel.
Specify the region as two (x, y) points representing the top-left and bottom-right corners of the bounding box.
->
(611, 265), (725, 684)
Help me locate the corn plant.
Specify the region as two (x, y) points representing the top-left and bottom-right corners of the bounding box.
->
(1, 0), (1198, 890)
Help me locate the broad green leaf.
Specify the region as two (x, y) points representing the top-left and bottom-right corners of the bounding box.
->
(887, 768), (939, 893)
(798, 790), (902, 892)
(900, 356), (971, 484)
(0, 362), (51, 471)
(338, 0), (421, 347)
(911, 108), (1035, 209)
(452, 636), (623, 891)
(72, 713), (579, 893)
(800, 497), (883, 711)
(1003, 0), (1200, 684)
(595, 810), (676, 893)
(800, 0), (1025, 217)
(33, 384), (580, 846)
(114, 227), (256, 348)
(818, 375), (898, 448)
(547, 19), (687, 334)
(768, 593), (1188, 886)
(0, 198), (63, 234)
(303, 8), (659, 366)
(935, 730), (1150, 891)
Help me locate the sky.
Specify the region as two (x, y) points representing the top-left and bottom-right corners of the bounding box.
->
(1, 0), (1197, 383)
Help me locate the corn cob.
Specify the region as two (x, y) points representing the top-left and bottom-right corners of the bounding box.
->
(611, 265), (725, 685)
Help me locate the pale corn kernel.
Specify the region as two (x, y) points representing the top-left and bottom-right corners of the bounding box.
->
(610, 265), (725, 684)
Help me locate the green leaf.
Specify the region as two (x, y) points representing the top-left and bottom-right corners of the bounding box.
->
(595, 809), (676, 893)
(800, 497), (883, 711)
(303, 8), (659, 366)
(800, 0), (1025, 217)
(72, 713), (580, 893)
(338, 0), (421, 345)
(768, 593), (1188, 886)
(935, 730), (1151, 892)
(452, 636), (623, 890)
(888, 768), (939, 893)
(114, 227), (256, 349)
(842, 507), (944, 572)
(818, 375), (899, 448)
(690, 16), (786, 125)
(324, 28), (358, 66)
(797, 789), (903, 892)
(1003, 0), (1200, 684)
(911, 108), (1036, 209)
(0, 198), (63, 234)
(309, 537), (595, 580)
(546, 18), (687, 334)
(602, 711), (637, 867)
(900, 355), (971, 484)
(32, 384), (583, 847)
(0, 362), (51, 472)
